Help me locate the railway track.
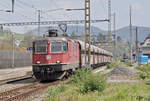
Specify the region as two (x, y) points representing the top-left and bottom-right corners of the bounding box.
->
(0, 81), (60, 101)
(0, 76), (33, 86)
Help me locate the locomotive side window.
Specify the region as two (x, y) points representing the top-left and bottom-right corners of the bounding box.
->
(73, 43), (74, 56)
(70, 43), (72, 51)
(34, 41), (47, 54)
(62, 42), (67, 52)
(51, 42), (67, 53)
(76, 42), (78, 51)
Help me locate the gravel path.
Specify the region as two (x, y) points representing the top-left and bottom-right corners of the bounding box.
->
(0, 66), (32, 81)
(25, 92), (46, 101)
(107, 66), (139, 83)
(0, 78), (36, 93)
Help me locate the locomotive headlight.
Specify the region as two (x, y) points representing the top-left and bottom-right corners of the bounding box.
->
(56, 60), (60, 64)
(46, 55), (51, 60)
(36, 61), (40, 64)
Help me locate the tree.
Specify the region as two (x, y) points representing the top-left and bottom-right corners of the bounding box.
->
(71, 31), (76, 37)
(24, 33), (34, 47)
(97, 33), (106, 42)
(117, 36), (122, 42)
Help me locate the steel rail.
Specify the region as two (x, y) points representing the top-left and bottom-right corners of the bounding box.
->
(5, 82), (59, 101)
(0, 82), (39, 97)
(0, 80), (63, 101)
(0, 76), (32, 86)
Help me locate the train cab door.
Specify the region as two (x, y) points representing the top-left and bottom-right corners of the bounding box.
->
(78, 43), (82, 68)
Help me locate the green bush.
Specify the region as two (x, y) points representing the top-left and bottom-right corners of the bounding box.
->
(136, 64), (150, 72)
(79, 74), (106, 94)
(125, 62), (132, 67)
(107, 62), (133, 69)
(70, 68), (92, 85)
(146, 80), (150, 85)
(46, 85), (66, 101)
(70, 68), (106, 94)
(107, 62), (119, 69)
(46, 68), (107, 101)
(136, 64), (150, 80)
(139, 72), (148, 80)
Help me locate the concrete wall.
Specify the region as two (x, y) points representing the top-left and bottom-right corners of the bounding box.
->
(0, 51), (32, 69)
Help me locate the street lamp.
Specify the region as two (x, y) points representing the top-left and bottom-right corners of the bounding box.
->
(0, 10), (13, 13)
(65, 8), (85, 11)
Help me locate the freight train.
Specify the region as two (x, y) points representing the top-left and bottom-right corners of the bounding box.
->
(32, 30), (112, 81)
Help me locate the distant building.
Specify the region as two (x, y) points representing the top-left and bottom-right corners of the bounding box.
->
(139, 34), (150, 62)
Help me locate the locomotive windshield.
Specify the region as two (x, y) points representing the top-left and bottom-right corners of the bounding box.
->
(34, 41), (47, 54)
(51, 42), (67, 53)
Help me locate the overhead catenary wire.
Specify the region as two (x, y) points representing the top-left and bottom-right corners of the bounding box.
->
(51, 0), (75, 21)
(0, 2), (11, 10)
(1, 0), (35, 21)
(101, 0), (108, 18)
(0, 0), (109, 35)
(17, 0), (37, 10)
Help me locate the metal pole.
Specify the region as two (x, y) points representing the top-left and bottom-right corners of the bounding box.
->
(108, 0), (111, 42)
(136, 27), (139, 63)
(85, 0), (91, 67)
(129, 6), (133, 63)
(37, 10), (41, 36)
(12, 32), (14, 68)
(12, 0), (15, 13)
(113, 13), (116, 61)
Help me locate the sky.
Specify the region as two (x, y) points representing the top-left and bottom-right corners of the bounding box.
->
(0, 0), (149, 33)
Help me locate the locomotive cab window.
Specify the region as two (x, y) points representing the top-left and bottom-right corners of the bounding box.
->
(51, 42), (67, 53)
(34, 41), (47, 54)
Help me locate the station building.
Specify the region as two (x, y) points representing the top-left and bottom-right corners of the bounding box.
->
(139, 34), (150, 62)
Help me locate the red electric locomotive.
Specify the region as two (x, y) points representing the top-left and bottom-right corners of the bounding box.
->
(32, 30), (112, 81)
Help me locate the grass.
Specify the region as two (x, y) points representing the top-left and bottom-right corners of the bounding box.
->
(45, 68), (106, 101)
(107, 62), (132, 69)
(44, 64), (150, 101)
(0, 34), (9, 40)
(136, 64), (150, 80)
(101, 82), (150, 101)
(45, 82), (150, 101)
(0, 33), (31, 52)
(0, 33), (25, 40)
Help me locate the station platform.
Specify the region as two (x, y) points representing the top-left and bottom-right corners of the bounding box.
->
(0, 66), (32, 81)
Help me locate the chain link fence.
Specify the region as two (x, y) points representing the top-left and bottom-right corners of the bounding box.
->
(0, 51), (32, 69)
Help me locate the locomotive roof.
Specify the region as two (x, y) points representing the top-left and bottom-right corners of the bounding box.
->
(33, 37), (71, 42)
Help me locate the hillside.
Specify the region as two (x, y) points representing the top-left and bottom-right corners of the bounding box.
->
(26, 25), (150, 43)
(25, 25), (105, 36)
(116, 26), (150, 42)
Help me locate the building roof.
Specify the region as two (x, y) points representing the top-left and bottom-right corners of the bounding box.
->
(140, 34), (150, 46)
(146, 34), (150, 40)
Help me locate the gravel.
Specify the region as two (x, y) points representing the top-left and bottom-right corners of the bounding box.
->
(107, 66), (139, 83)
(110, 66), (138, 76)
(25, 92), (47, 101)
(0, 78), (36, 93)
